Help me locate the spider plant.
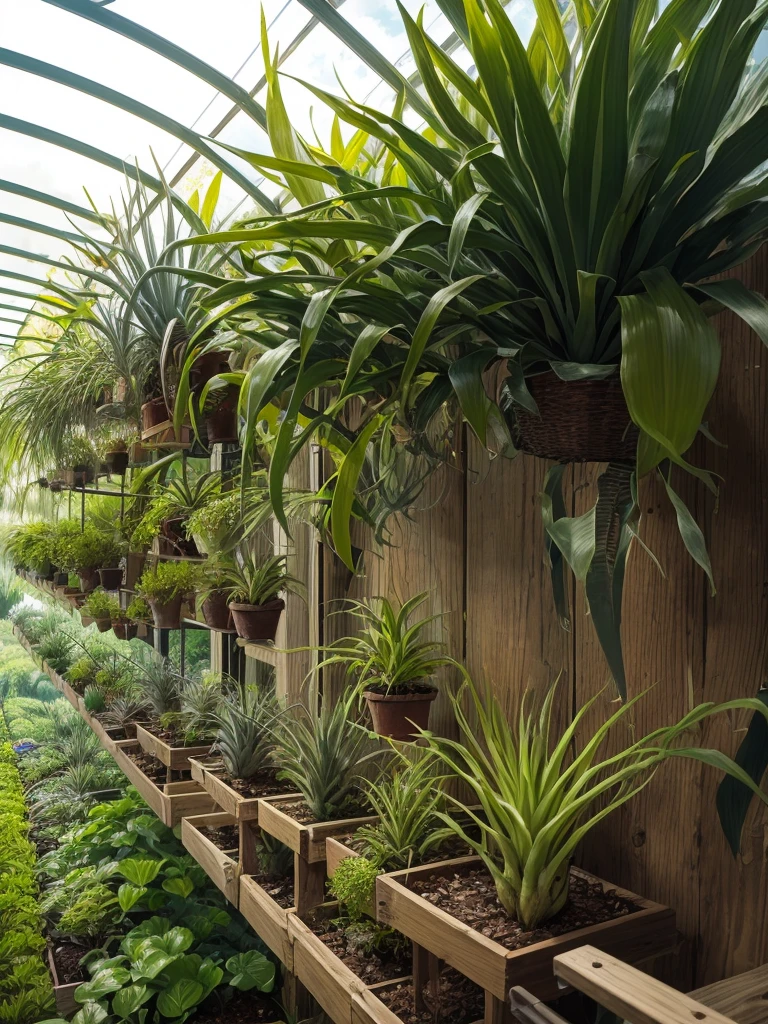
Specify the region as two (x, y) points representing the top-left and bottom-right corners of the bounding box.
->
(272, 688), (382, 821)
(180, 1), (768, 698)
(221, 553), (302, 607)
(354, 754), (450, 870)
(214, 679), (281, 781)
(424, 677), (768, 929)
(318, 591), (454, 696)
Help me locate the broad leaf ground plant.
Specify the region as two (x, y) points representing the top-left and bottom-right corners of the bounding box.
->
(423, 678), (768, 929)
(0, 743), (55, 1024)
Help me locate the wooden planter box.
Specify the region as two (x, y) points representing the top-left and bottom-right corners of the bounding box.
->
(79, 708), (117, 753)
(13, 625), (36, 659)
(134, 723), (212, 770)
(376, 856), (676, 1003)
(182, 811), (240, 906)
(258, 795), (378, 863)
(110, 740), (215, 826)
(191, 758), (299, 822)
(326, 833), (363, 879)
(240, 874), (296, 969)
(43, 663), (81, 710)
(289, 906), (405, 1024)
(48, 947), (80, 1016)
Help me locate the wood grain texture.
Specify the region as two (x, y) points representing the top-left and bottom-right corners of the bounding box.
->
(690, 962), (768, 1024)
(181, 812), (240, 906)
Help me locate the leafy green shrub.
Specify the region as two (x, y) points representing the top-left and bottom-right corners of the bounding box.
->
(220, 553), (300, 606)
(59, 525), (124, 573)
(329, 856), (379, 922)
(125, 596), (151, 622)
(0, 743), (55, 1023)
(36, 633), (74, 676)
(81, 589), (120, 621)
(4, 521), (55, 575)
(136, 561), (202, 602)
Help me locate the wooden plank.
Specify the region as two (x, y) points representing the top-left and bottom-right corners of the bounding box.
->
(376, 858), (675, 1002)
(48, 948), (80, 1016)
(134, 723), (211, 770)
(239, 874), (296, 969)
(553, 947), (736, 1024)
(326, 835), (360, 879)
(508, 988), (570, 1024)
(110, 741), (167, 819)
(696, 253), (768, 986)
(258, 795), (377, 863)
(351, 987), (409, 1024)
(290, 912), (366, 1024)
(181, 812), (240, 906)
(690, 964), (768, 1024)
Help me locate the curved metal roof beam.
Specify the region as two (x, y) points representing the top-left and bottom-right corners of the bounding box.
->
(40, 0), (269, 130)
(0, 49), (277, 213)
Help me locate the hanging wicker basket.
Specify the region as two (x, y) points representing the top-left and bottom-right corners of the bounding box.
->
(512, 371), (637, 464)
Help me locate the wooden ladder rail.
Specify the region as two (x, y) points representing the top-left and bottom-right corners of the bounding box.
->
(552, 946), (740, 1024)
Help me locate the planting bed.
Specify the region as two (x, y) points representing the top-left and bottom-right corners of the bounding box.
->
(376, 857), (676, 1002)
(134, 722), (212, 770)
(190, 756), (295, 820)
(181, 811), (240, 906)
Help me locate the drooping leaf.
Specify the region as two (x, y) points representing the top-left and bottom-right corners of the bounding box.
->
(717, 689), (768, 855)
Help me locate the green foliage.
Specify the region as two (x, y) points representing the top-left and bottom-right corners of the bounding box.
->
(273, 688), (381, 820)
(328, 856), (379, 922)
(36, 632), (74, 676)
(177, 672), (222, 744)
(4, 522), (55, 575)
(319, 592), (451, 695)
(136, 561), (202, 603)
(81, 589), (120, 621)
(126, 597), (151, 622)
(0, 744), (55, 1023)
(355, 755), (449, 870)
(220, 552), (301, 606)
(133, 658), (182, 719)
(60, 525), (124, 574)
(214, 680), (279, 782)
(425, 678), (768, 929)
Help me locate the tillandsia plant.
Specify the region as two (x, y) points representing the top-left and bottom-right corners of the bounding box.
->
(175, 672), (223, 744)
(319, 591), (454, 697)
(273, 687), (383, 821)
(174, 0), (768, 698)
(214, 679), (281, 781)
(423, 678), (768, 930)
(220, 552), (302, 607)
(132, 657), (183, 720)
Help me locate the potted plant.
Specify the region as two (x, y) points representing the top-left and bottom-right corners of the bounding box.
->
(131, 463), (220, 557)
(80, 589), (120, 633)
(198, 562), (235, 632)
(125, 595), (151, 627)
(60, 526), (125, 594)
(95, 424), (139, 476)
(135, 560), (202, 629)
(319, 592), (454, 741)
(60, 434), (97, 486)
(221, 553), (302, 643)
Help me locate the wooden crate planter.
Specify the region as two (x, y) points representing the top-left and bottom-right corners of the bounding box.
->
(239, 873), (296, 969)
(259, 795), (378, 915)
(43, 663), (81, 710)
(134, 723), (212, 771)
(289, 907), (406, 1024)
(109, 741), (215, 826)
(181, 811), (240, 906)
(326, 834), (363, 879)
(191, 759), (263, 821)
(376, 856), (676, 1005)
(48, 947), (80, 1016)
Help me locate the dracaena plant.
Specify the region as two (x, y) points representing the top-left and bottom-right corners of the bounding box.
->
(424, 677), (768, 930)
(180, 0), (768, 699)
(318, 591), (454, 696)
(221, 552), (302, 606)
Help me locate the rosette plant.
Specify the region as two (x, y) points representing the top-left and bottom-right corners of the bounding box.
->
(176, 0), (768, 697)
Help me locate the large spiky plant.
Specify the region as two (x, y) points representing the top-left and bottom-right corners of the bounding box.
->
(177, 0), (768, 697)
(424, 678), (768, 929)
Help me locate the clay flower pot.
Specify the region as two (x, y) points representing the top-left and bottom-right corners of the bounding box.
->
(77, 569), (99, 593)
(94, 617), (112, 633)
(112, 621), (138, 642)
(228, 598), (285, 642)
(148, 594), (183, 629)
(204, 385), (239, 444)
(201, 590), (234, 631)
(364, 688), (438, 741)
(99, 566), (123, 590)
(105, 450), (129, 475)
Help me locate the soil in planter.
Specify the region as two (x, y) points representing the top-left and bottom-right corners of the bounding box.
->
(344, 829), (472, 865)
(199, 824), (240, 851)
(218, 766), (293, 800)
(378, 967), (484, 1024)
(141, 723), (211, 749)
(271, 796), (370, 826)
(365, 682), (436, 696)
(309, 914), (411, 985)
(52, 942), (91, 984)
(193, 992), (283, 1024)
(126, 748), (185, 784)
(250, 866), (295, 909)
(409, 868), (640, 951)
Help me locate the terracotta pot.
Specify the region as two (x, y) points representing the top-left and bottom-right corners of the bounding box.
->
(99, 566), (123, 590)
(159, 517), (198, 557)
(148, 594), (183, 629)
(94, 617), (112, 633)
(364, 688), (438, 741)
(512, 371), (637, 464)
(141, 396), (168, 432)
(201, 590), (234, 631)
(113, 621), (137, 641)
(105, 450), (129, 474)
(77, 569), (99, 593)
(204, 386), (239, 444)
(129, 441), (148, 464)
(228, 598), (284, 642)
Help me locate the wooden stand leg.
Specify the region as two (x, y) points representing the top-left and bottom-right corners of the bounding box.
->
(412, 942), (440, 1012)
(485, 991), (511, 1024)
(239, 821), (262, 875)
(281, 967), (314, 1019)
(295, 853), (326, 917)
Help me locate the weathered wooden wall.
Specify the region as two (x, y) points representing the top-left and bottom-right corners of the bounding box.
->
(320, 248), (768, 991)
